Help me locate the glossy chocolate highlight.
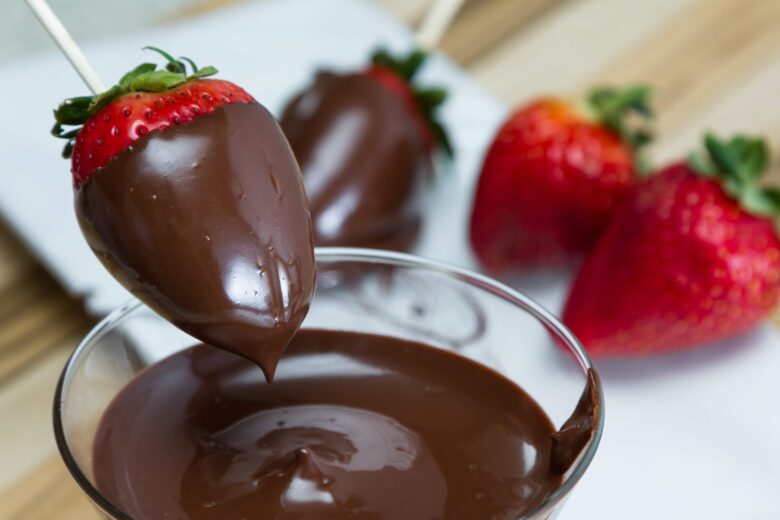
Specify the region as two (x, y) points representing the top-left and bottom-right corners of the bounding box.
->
(280, 71), (431, 251)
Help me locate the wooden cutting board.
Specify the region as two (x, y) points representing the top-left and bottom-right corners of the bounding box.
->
(2, 0), (779, 517)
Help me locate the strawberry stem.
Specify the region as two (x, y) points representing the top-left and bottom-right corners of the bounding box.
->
(52, 47), (219, 158)
(689, 133), (780, 233)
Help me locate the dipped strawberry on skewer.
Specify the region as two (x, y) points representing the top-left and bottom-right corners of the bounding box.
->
(53, 48), (315, 381)
(469, 87), (654, 272)
(563, 134), (780, 356)
(279, 48), (451, 252)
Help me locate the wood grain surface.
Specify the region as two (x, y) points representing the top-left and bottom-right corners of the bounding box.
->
(2, 0), (779, 517)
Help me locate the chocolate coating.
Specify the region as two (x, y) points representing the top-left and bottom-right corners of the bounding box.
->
(75, 102), (315, 380)
(280, 71), (431, 251)
(93, 329), (587, 519)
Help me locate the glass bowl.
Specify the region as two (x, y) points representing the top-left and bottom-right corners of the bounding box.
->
(54, 248), (604, 519)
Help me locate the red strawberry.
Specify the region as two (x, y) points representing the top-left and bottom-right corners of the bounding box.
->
(469, 87), (653, 271)
(52, 47), (254, 187)
(563, 134), (780, 356)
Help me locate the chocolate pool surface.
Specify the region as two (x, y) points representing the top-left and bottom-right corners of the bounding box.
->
(280, 72), (430, 251)
(76, 102), (315, 381)
(93, 329), (597, 519)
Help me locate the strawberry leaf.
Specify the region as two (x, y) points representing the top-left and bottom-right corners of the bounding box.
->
(88, 85), (124, 113)
(701, 133), (769, 186)
(588, 85), (654, 174)
(744, 138), (768, 180)
(416, 87), (447, 108)
(688, 151), (717, 177)
(128, 70), (187, 92)
(50, 123), (79, 139)
(739, 185), (777, 216)
(143, 46), (187, 74)
(118, 63), (157, 89)
(704, 133), (740, 178)
(588, 85), (654, 153)
(188, 66), (218, 80)
(430, 119), (453, 158)
(53, 96), (92, 125)
(371, 48), (427, 82)
(52, 47), (219, 158)
(694, 133), (779, 229)
(763, 187), (780, 207)
(179, 57), (199, 73)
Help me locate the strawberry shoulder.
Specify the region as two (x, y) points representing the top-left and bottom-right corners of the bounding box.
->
(71, 80), (253, 187)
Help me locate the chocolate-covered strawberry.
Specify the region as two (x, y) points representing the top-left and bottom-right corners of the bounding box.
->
(280, 49), (451, 251)
(53, 48), (315, 380)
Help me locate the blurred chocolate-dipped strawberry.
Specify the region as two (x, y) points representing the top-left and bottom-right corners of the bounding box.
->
(52, 48), (315, 380)
(280, 48), (451, 251)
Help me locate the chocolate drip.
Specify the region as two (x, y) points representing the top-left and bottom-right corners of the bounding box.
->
(93, 329), (570, 519)
(552, 369), (601, 473)
(76, 102), (315, 380)
(280, 71), (431, 251)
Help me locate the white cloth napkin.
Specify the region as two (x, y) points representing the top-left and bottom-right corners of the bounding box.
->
(0, 0), (777, 518)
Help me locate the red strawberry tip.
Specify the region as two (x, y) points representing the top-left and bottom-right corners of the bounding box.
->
(369, 47), (453, 157)
(688, 132), (780, 235)
(51, 47), (222, 160)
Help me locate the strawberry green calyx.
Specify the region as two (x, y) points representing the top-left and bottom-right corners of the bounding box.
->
(689, 133), (780, 234)
(586, 85), (654, 171)
(371, 48), (453, 157)
(51, 47), (218, 158)
(372, 48), (427, 82)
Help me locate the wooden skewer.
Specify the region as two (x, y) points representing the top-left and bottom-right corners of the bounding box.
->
(24, 0), (105, 94)
(416, 0), (467, 51)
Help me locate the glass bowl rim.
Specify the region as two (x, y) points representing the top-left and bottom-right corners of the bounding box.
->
(53, 247), (604, 519)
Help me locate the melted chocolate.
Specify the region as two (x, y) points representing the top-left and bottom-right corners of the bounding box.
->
(552, 369), (600, 472)
(93, 329), (598, 519)
(76, 102), (315, 380)
(280, 72), (430, 251)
